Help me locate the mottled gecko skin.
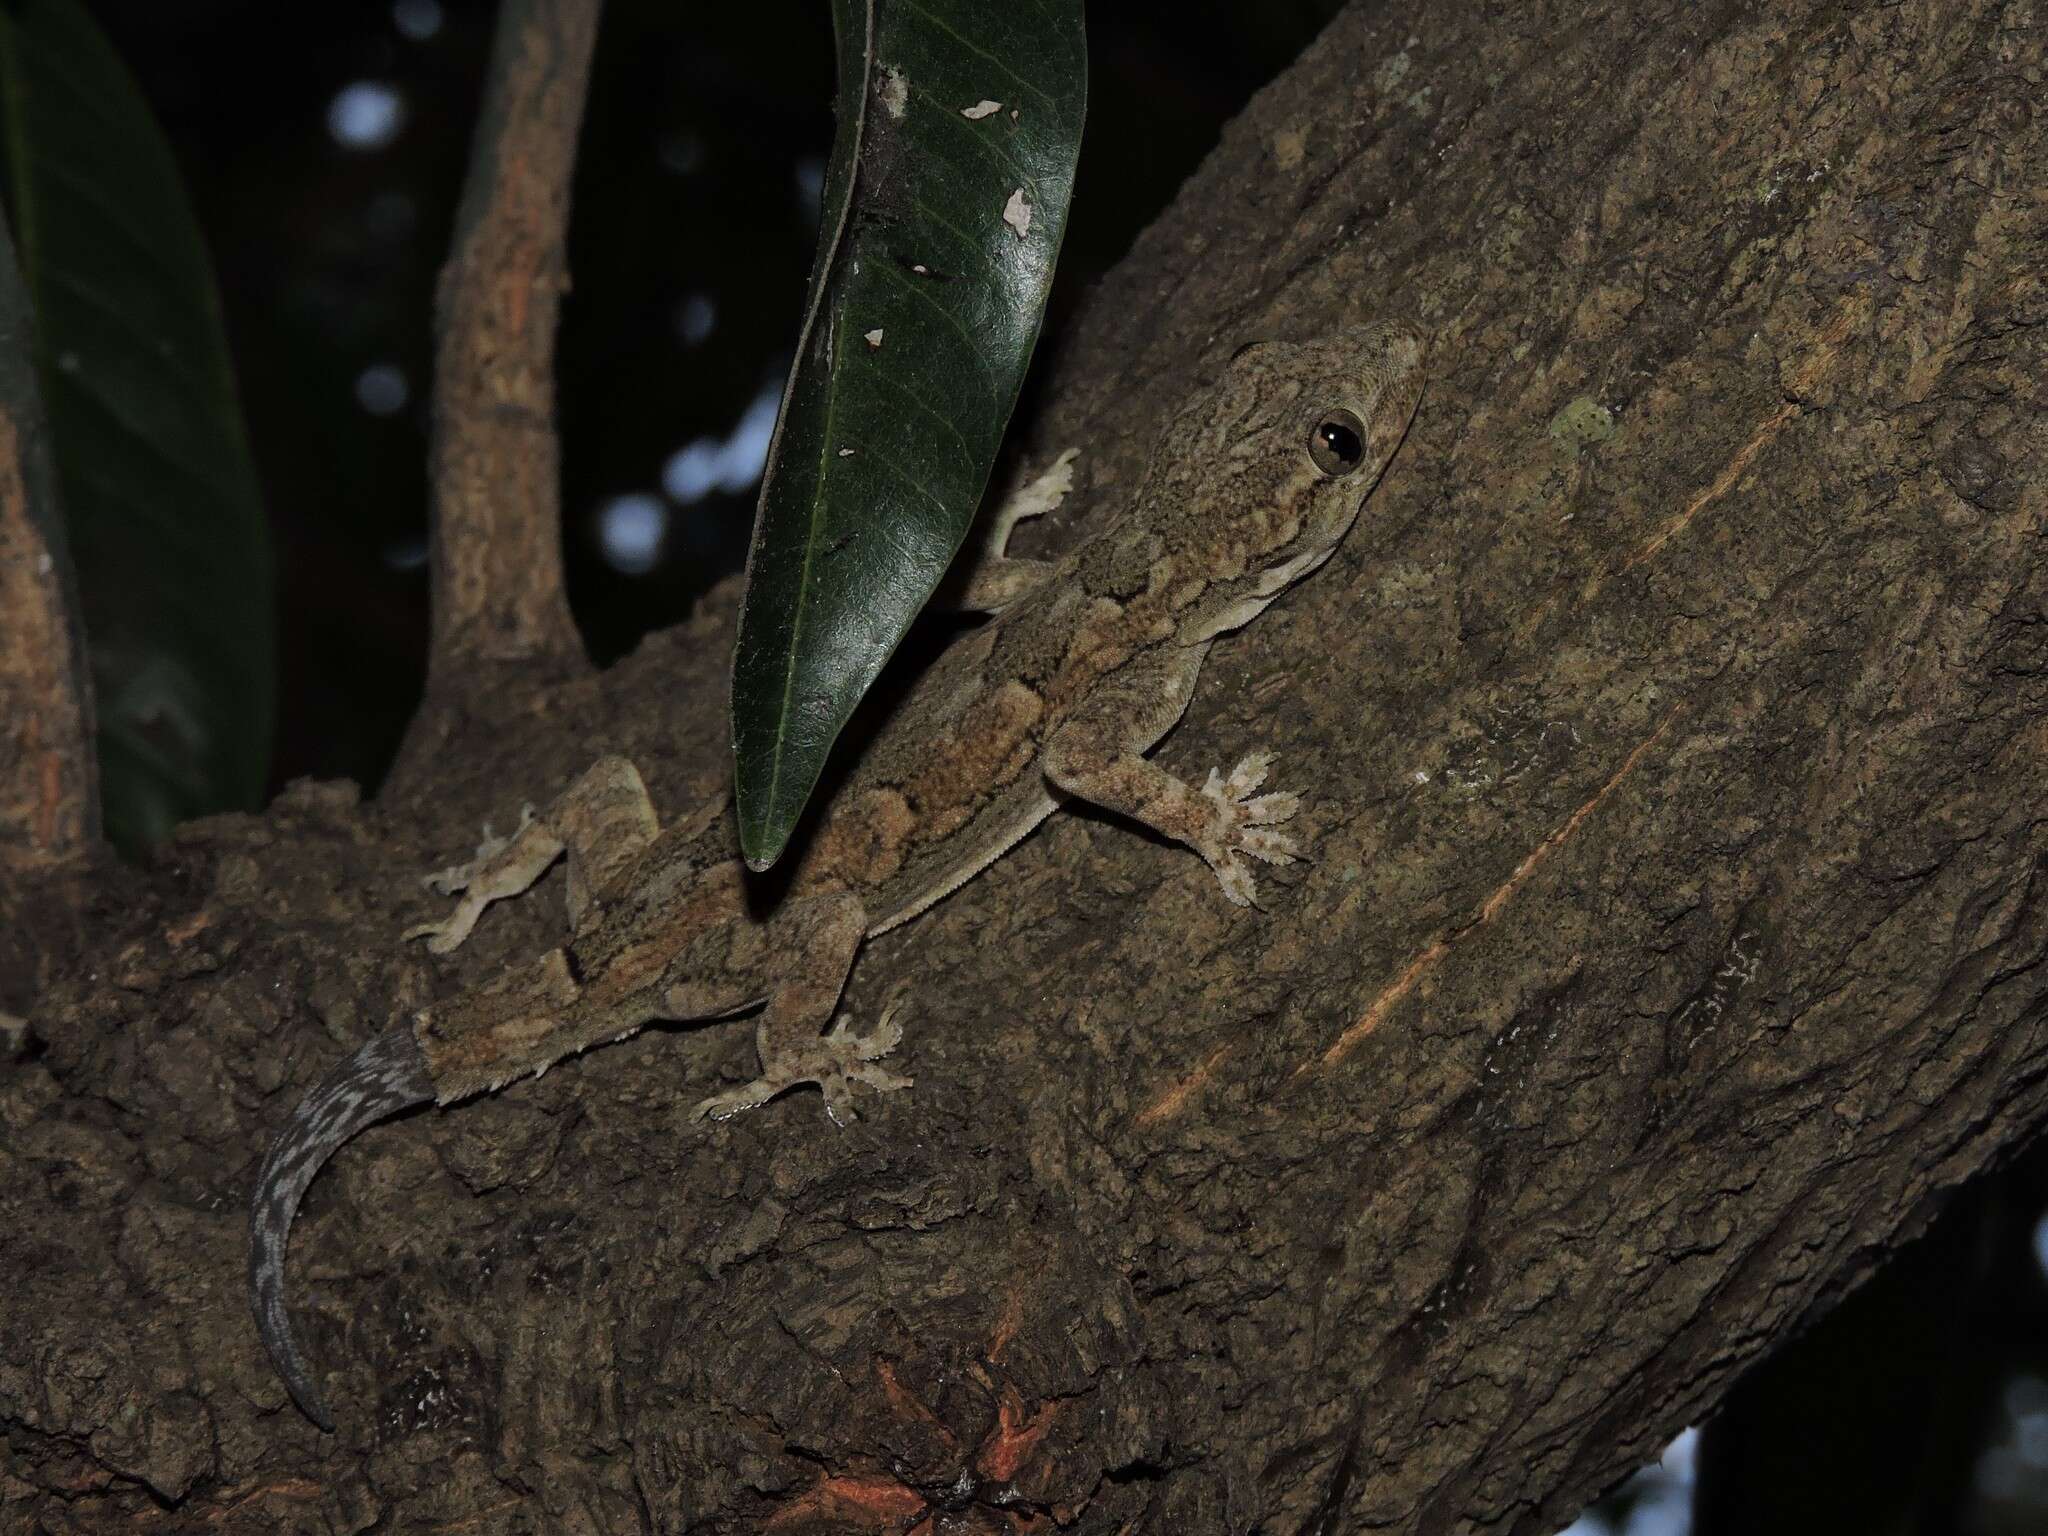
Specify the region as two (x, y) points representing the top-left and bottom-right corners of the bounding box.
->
(250, 322), (1426, 1429)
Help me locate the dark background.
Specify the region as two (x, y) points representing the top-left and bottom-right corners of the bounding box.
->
(71, 3), (2048, 1531)
(84, 0), (1351, 796)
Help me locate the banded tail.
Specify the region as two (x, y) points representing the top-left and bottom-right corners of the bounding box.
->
(248, 1024), (434, 1430)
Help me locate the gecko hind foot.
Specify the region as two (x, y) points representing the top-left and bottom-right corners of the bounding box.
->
(690, 1005), (913, 1127)
(1198, 751), (1305, 907)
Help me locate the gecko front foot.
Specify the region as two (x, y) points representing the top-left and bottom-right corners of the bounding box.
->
(403, 807), (553, 954)
(421, 807), (537, 896)
(691, 1005), (914, 1127)
(1196, 751), (1304, 907)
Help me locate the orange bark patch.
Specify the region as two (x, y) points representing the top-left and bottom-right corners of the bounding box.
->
(179, 1477), (326, 1525)
(0, 409), (95, 864)
(1136, 1042), (1234, 1127)
(762, 1473), (927, 1531)
(986, 1284), (1029, 1364)
(1619, 297), (1862, 575)
(876, 1357), (959, 1446)
(165, 909), (215, 945)
(1307, 709), (1679, 1074)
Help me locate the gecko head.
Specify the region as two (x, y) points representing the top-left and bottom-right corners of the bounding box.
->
(1169, 322), (1427, 579)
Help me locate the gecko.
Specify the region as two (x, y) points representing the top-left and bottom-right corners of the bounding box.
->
(249, 322), (1426, 1430)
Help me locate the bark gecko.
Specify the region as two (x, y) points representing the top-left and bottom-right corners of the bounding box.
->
(249, 322), (1426, 1429)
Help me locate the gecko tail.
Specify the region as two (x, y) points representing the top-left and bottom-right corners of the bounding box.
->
(249, 1023), (435, 1431)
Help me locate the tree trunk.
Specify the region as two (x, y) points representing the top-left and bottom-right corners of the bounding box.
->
(4, 0), (2045, 1531)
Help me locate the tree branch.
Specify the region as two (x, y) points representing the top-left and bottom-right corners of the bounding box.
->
(2, 0), (2046, 1531)
(0, 204), (96, 876)
(396, 0), (602, 786)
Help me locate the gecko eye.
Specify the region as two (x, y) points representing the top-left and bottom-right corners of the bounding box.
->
(1307, 408), (1367, 476)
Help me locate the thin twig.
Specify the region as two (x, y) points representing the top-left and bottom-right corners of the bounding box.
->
(0, 204), (97, 869)
(423, 0), (601, 686)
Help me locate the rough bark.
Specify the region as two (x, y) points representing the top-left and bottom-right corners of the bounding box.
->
(3, 0), (2046, 1532)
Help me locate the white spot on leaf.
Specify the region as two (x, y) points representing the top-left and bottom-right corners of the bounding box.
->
(1002, 189), (1032, 238)
(877, 66), (908, 120)
(961, 99), (1001, 119)
(864, 328), (885, 348)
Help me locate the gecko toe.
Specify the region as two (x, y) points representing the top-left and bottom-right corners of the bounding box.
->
(1214, 857), (1259, 907)
(823, 1060), (913, 1125)
(1242, 790), (1301, 826)
(1195, 756), (1308, 903)
(1239, 827), (1301, 864)
(403, 917), (468, 953)
(829, 1001), (905, 1061)
(690, 1080), (781, 1122)
(1223, 751), (1277, 798)
(849, 1061), (914, 1093)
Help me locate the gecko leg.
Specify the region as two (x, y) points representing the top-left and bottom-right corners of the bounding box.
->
(1044, 654), (1304, 909)
(405, 756), (661, 953)
(939, 447), (1079, 612)
(684, 893), (912, 1126)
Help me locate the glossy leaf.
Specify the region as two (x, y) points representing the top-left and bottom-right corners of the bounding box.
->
(0, 0), (273, 855)
(731, 0), (1085, 868)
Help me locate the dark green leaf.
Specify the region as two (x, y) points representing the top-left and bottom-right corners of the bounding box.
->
(731, 0), (1086, 868)
(0, 0), (273, 856)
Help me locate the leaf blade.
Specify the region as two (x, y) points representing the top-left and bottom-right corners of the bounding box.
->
(732, 0), (1086, 867)
(0, 0), (274, 855)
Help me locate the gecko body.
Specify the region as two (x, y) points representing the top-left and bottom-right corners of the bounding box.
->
(250, 323), (1425, 1429)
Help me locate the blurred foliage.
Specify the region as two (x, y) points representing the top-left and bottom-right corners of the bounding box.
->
(0, 0), (272, 855)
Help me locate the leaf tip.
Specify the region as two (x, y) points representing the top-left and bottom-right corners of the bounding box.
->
(736, 805), (787, 872)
